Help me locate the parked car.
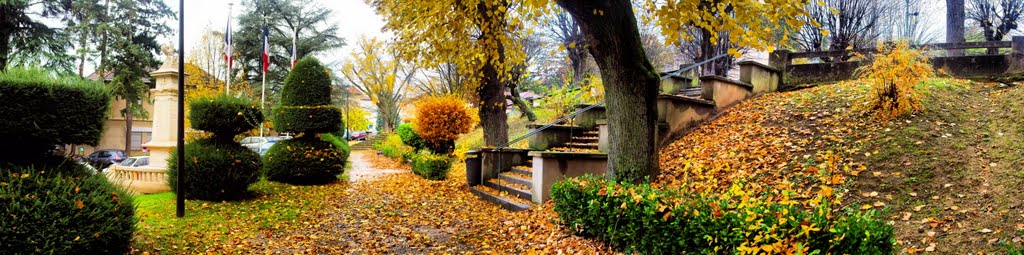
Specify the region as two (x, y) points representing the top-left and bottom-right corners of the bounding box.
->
(350, 131), (369, 141)
(86, 149), (126, 169)
(119, 156), (150, 167)
(241, 136), (291, 152)
(257, 136), (288, 155)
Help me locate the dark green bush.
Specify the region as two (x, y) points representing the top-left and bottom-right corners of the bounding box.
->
(411, 153), (452, 180)
(0, 68), (111, 159)
(0, 167), (135, 254)
(279, 57), (331, 107)
(167, 138), (261, 201)
(551, 174), (896, 254)
(263, 137), (346, 185)
(320, 133), (351, 164)
(272, 105), (342, 134)
(396, 123), (426, 151)
(189, 95), (263, 139)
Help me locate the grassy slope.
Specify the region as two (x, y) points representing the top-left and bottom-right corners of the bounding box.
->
(656, 78), (1023, 253)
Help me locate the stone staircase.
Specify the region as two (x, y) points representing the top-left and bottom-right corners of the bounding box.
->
(551, 130), (599, 152)
(469, 161), (535, 211)
(351, 135), (384, 151)
(468, 60), (783, 211)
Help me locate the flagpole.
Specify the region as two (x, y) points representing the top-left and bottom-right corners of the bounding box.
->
(260, 16), (267, 151)
(226, 2), (233, 94)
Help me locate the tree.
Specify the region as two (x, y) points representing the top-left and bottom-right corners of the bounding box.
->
(370, 0), (530, 147)
(235, 0), (345, 95)
(542, 9), (591, 86)
(0, 0), (74, 71)
(948, 0), (966, 56)
(344, 107), (372, 132)
(541, 0), (811, 182)
(795, 0), (883, 61)
(186, 26), (228, 88)
(967, 0), (1024, 53)
(341, 36), (416, 132)
(415, 63), (470, 100)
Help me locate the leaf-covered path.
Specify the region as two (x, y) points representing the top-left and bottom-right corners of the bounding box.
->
(346, 151), (406, 182)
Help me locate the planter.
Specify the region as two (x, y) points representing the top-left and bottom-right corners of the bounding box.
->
(465, 151), (482, 186)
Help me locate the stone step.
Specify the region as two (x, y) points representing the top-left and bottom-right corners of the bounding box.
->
(510, 166), (532, 176)
(469, 186), (532, 212)
(680, 87), (702, 98)
(484, 179), (532, 200)
(498, 172), (531, 187)
(582, 130), (599, 136)
(572, 136), (599, 142)
(564, 142), (599, 149)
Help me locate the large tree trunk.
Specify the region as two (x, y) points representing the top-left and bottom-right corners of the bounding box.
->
(947, 0), (965, 56)
(556, 0), (660, 183)
(476, 2), (509, 147)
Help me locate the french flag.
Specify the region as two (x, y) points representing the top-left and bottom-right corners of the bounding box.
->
(224, 17), (233, 69)
(262, 23), (269, 73)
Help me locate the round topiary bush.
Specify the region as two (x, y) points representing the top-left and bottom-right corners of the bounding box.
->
(263, 137), (346, 185)
(0, 167), (135, 254)
(271, 105), (342, 134)
(412, 95), (473, 154)
(279, 58), (332, 107)
(167, 138), (262, 200)
(320, 133), (352, 165)
(0, 68), (111, 162)
(189, 95), (264, 140)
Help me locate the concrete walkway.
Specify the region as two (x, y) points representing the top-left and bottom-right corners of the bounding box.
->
(346, 151), (405, 182)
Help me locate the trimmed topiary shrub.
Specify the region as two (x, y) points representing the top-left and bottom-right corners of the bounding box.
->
(0, 167), (136, 254)
(0, 68), (112, 162)
(263, 138), (346, 185)
(410, 153), (452, 180)
(551, 174), (896, 254)
(396, 123), (426, 151)
(265, 57), (346, 184)
(320, 133), (351, 164)
(167, 138), (262, 200)
(189, 95), (264, 139)
(166, 95), (263, 200)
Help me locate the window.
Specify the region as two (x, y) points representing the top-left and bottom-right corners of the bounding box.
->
(131, 131), (152, 150)
(97, 151), (112, 158)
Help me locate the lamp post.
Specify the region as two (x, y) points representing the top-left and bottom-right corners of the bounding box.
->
(176, 0), (185, 218)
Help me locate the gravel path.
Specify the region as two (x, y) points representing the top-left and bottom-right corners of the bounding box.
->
(347, 151), (405, 182)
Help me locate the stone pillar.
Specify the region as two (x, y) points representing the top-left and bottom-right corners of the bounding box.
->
(107, 44), (177, 194)
(143, 56), (180, 169)
(1008, 36), (1024, 73)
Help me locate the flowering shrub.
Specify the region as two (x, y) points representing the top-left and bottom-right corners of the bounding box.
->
(552, 174), (895, 254)
(857, 42), (934, 120)
(412, 95), (473, 153)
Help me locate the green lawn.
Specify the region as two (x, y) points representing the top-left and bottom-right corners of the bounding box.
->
(131, 163), (352, 254)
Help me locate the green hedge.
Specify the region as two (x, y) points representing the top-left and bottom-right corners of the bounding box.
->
(263, 138), (346, 185)
(167, 138), (261, 200)
(552, 174), (896, 254)
(396, 123), (426, 151)
(272, 105), (342, 134)
(0, 68), (112, 158)
(279, 57), (332, 107)
(0, 167), (135, 254)
(320, 133), (351, 164)
(411, 153), (452, 180)
(189, 95), (263, 139)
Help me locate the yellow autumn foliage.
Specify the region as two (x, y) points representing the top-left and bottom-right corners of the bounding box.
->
(856, 42), (934, 120)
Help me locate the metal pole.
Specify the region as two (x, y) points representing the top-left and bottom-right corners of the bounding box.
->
(176, 0), (186, 218)
(226, 3), (233, 94)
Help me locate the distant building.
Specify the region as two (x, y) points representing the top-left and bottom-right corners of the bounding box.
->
(81, 71), (155, 156)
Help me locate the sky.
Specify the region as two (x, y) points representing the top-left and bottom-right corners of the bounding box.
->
(162, 0), (388, 65)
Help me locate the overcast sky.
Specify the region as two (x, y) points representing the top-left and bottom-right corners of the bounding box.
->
(162, 0), (388, 65)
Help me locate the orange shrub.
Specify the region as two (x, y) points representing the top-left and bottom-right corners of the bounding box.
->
(413, 95), (473, 143)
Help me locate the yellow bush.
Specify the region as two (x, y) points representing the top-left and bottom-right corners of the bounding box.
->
(857, 42), (935, 119)
(413, 95), (473, 143)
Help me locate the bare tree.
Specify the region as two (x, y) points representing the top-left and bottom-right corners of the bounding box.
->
(506, 35), (544, 121)
(414, 63), (468, 99)
(542, 9), (591, 87)
(967, 0), (1024, 53)
(795, 0), (884, 61)
(876, 0), (942, 44)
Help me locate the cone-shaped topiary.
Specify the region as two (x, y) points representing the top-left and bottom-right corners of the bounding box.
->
(265, 57), (348, 185)
(166, 95), (263, 200)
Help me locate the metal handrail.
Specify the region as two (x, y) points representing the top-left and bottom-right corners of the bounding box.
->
(493, 53), (730, 150)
